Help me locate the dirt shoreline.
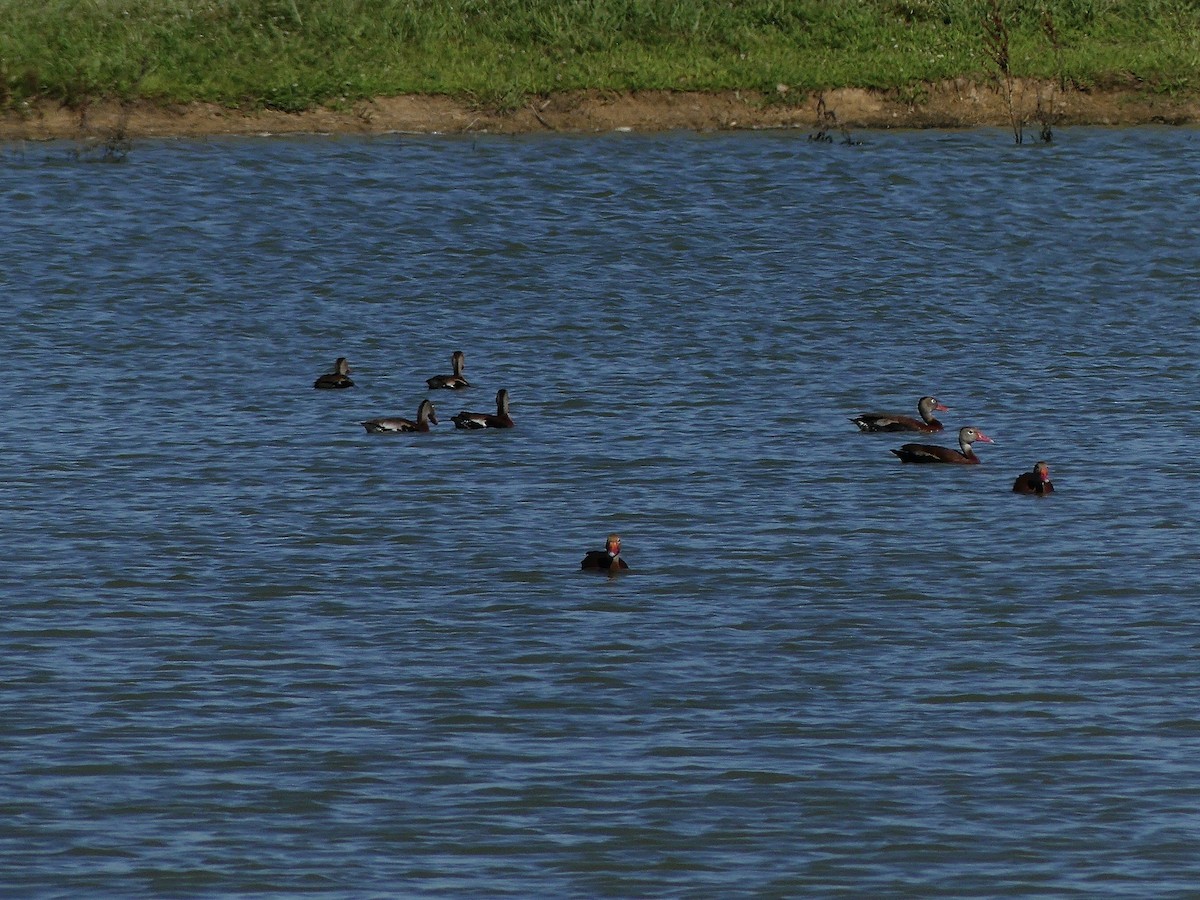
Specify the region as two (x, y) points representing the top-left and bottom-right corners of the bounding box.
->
(3, 81), (1198, 141)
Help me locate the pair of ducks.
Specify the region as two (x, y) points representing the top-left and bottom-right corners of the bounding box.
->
(852, 396), (1054, 495)
(313, 353), (514, 432)
(361, 389), (513, 434)
(315, 351), (472, 391)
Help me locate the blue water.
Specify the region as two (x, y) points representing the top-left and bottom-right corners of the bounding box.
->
(3, 126), (1199, 896)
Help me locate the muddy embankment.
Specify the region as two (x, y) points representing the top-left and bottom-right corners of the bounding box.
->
(2, 80), (1197, 142)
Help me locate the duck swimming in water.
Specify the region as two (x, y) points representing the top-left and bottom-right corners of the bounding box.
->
(426, 350), (470, 390)
(362, 399), (438, 433)
(851, 396), (948, 433)
(581, 533), (630, 573)
(891, 426), (994, 464)
(314, 357), (354, 390)
(1012, 461), (1054, 495)
(452, 389), (514, 430)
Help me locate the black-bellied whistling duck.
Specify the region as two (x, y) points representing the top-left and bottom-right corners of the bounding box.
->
(426, 350), (470, 390)
(581, 533), (630, 573)
(362, 399), (438, 434)
(891, 426), (994, 464)
(851, 396), (948, 433)
(452, 389), (514, 430)
(1013, 461), (1054, 495)
(314, 357), (354, 389)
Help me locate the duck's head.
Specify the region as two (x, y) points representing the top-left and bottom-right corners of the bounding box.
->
(420, 399), (438, 425)
(958, 426), (994, 449)
(918, 396), (949, 417)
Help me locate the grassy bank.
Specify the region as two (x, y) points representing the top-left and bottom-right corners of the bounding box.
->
(1, 0), (1198, 113)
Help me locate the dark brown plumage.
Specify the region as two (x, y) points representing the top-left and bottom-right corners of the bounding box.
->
(452, 389), (514, 430)
(314, 357), (354, 389)
(892, 426), (994, 464)
(426, 350), (470, 390)
(362, 399), (438, 433)
(1013, 461), (1054, 495)
(581, 533), (630, 574)
(852, 396), (948, 433)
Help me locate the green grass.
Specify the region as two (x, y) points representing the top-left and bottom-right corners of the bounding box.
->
(1, 0), (1198, 112)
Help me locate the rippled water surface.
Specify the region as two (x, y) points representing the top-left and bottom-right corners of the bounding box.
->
(3, 126), (1200, 896)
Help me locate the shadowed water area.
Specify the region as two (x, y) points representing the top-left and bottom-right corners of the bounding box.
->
(2, 127), (1199, 896)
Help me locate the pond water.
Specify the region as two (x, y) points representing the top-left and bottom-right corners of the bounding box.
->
(3, 125), (1199, 896)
